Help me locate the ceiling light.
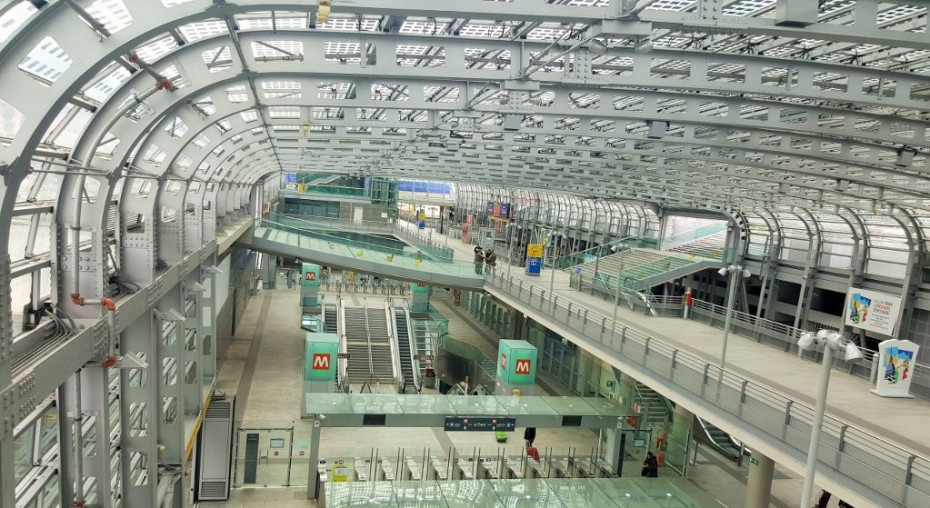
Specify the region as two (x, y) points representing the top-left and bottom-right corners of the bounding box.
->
(589, 39), (608, 55)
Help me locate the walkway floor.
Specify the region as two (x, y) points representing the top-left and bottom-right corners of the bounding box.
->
(397, 220), (930, 459)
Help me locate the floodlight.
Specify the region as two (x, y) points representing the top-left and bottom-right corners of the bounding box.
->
(815, 329), (830, 342)
(742, 268), (751, 278)
(589, 39), (608, 55)
(798, 332), (814, 350)
(634, 39), (653, 54)
(844, 342), (864, 362)
(718, 267), (728, 276)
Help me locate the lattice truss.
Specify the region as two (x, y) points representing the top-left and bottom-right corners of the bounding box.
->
(0, 0), (929, 222)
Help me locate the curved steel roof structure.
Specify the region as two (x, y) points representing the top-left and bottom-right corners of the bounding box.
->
(1, 1), (930, 506)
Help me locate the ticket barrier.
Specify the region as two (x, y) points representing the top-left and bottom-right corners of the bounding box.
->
(525, 457), (547, 479)
(401, 457), (425, 481)
(550, 457), (574, 478)
(376, 458), (396, 481)
(452, 458), (475, 480)
(427, 457), (449, 480)
(502, 456), (525, 479)
(477, 458), (502, 480)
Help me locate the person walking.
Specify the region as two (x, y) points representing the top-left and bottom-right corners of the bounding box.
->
(485, 249), (497, 275)
(474, 247), (485, 275)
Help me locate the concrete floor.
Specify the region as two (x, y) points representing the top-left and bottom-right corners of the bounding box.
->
(199, 278), (851, 508)
(401, 220), (930, 460)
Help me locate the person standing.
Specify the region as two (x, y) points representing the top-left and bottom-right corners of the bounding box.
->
(486, 249), (497, 275)
(474, 247), (485, 275)
(642, 452), (658, 478)
(524, 427), (536, 448)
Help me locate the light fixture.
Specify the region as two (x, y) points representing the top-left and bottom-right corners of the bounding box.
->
(844, 342), (864, 362)
(718, 267), (727, 276)
(302, 122), (309, 134)
(589, 39), (608, 55)
(634, 38), (653, 54)
(798, 332), (814, 350)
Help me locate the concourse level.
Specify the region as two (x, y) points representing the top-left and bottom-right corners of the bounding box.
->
(397, 221), (930, 508)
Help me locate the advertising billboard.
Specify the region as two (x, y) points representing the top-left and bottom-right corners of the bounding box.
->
(872, 339), (920, 398)
(844, 287), (902, 336)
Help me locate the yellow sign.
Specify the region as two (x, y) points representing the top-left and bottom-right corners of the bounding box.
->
(526, 244), (543, 258)
(332, 463), (350, 482)
(296, 184), (305, 193)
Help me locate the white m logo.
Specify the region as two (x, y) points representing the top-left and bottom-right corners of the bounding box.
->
(312, 353), (330, 370)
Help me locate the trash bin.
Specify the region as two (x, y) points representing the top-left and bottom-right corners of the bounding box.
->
(423, 366), (436, 389)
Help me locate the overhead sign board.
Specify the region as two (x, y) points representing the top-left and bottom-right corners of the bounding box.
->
(844, 287), (902, 336)
(444, 417), (516, 432)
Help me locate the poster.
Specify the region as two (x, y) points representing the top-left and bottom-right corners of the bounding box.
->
(486, 201), (494, 214)
(872, 339), (920, 398)
(500, 203), (510, 217)
(844, 287), (902, 336)
(525, 244), (542, 276)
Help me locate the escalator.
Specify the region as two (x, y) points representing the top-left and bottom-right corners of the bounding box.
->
(394, 307), (419, 393)
(323, 303), (339, 333)
(696, 417), (748, 462)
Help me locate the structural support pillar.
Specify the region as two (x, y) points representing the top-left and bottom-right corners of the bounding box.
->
(744, 450), (775, 508)
(306, 416), (322, 499)
(82, 364), (118, 508)
(667, 404), (693, 470)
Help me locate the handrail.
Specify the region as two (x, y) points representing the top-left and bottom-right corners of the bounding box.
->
(260, 217), (458, 263)
(362, 302), (374, 378)
(272, 211), (394, 230)
(337, 298), (348, 387)
(384, 299), (404, 391)
(484, 271), (930, 506)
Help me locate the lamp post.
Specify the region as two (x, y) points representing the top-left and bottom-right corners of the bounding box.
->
(796, 329), (863, 508)
(718, 264), (751, 369)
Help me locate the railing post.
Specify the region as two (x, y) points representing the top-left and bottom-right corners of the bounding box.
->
(738, 380), (748, 417)
(783, 400), (793, 440)
(643, 337), (650, 364)
(670, 349), (678, 380)
(700, 364), (710, 398)
(600, 317), (607, 342)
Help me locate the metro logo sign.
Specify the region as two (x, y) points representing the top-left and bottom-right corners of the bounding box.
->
(312, 353), (331, 370)
(515, 359), (532, 375)
(305, 271), (316, 281)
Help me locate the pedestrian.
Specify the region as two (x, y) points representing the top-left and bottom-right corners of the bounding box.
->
(642, 452), (658, 478)
(524, 427), (536, 448)
(474, 247), (484, 275)
(486, 249), (497, 275)
(814, 490), (831, 508)
(526, 445), (540, 462)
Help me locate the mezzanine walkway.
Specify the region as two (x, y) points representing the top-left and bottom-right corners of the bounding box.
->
(395, 220), (930, 508)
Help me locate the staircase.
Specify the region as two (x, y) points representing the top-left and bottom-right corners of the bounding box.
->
(343, 307), (371, 381)
(635, 384), (671, 429)
(394, 308), (417, 392)
(366, 308), (395, 382)
(667, 230), (729, 261)
(580, 248), (725, 292)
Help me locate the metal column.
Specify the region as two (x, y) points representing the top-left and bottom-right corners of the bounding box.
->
(120, 311), (160, 507)
(82, 364), (119, 507)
